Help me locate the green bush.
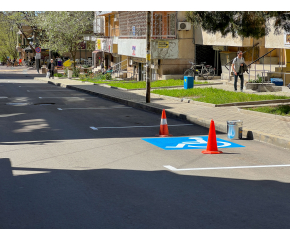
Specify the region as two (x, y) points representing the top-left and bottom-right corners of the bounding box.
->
(54, 73), (63, 77)
(73, 68), (80, 78)
(63, 68), (68, 77)
(105, 73), (112, 80)
(248, 74), (263, 83)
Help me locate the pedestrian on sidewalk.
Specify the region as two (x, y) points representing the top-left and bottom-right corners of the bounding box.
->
(232, 51), (245, 92)
(47, 59), (55, 79)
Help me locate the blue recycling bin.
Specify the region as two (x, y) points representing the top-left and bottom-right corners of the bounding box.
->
(270, 78), (283, 86)
(184, 76), (194, 89)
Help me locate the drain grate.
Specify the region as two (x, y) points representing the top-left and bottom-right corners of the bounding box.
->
(34, 103), (55, 106)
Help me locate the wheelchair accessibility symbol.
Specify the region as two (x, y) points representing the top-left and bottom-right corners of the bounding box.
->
(142, 136), (244, 150)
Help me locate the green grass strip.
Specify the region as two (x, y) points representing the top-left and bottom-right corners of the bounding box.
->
(247, 105), (290, 116)
(107, 79), (208, 89)
(152, 87), (289, 105)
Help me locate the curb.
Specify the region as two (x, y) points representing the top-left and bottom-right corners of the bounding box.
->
(35, 77), (290, 150)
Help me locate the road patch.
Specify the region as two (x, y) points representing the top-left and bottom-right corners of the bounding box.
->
(142, 136), (244, 150)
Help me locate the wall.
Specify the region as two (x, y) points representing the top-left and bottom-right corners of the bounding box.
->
(265, 18), (286, 49)
(177, 29), (195, 60)
(151, 39), (178, 59)
(118, 39), (146, 58)
(195, 27), (242, 46)
(195, 27), (254, 47)
(159, 59), (191, 75)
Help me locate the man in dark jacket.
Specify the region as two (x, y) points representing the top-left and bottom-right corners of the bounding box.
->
(232, 51), (246, 92)
(47, 59), (55, 79)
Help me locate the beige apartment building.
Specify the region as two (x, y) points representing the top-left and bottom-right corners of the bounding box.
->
(93, 11), (290, 84)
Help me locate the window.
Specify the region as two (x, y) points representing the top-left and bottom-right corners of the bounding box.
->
(167, 14), (176, 36)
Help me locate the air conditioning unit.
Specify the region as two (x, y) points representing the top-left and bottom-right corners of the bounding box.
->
(178, 22), (191, 31)
(129, 60), (133, 65)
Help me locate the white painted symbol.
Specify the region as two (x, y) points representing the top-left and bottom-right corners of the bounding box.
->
(165, 137), (231, 149)
(57, 108), (63, 111)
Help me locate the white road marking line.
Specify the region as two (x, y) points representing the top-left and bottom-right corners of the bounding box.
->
(90, 124), (193, 130)
(39, 97), (93, 99)
(57, 108), (63, 110)
(27, 90), (30, 92)
(164, 164), (290, 172)
(0, 97), (8, 98)
(29, 90), (71, 92)
(58, 107), (131, 110)
(19, 86), (55, 88)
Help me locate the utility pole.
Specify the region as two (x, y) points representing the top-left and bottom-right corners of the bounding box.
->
(146, 11), (152, 103)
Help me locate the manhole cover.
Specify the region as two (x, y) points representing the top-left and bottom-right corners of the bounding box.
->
(6, 102), (30, 106)
(34, 103), (55, 106)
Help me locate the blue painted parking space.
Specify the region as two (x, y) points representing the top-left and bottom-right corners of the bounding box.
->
(142, 136), (245, 150)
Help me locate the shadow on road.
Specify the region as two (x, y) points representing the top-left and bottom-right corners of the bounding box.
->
(0, 78), (222, 143)
(1, 158), (289, 229)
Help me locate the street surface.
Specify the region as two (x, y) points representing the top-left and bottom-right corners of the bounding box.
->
(1, 67), (290, 229)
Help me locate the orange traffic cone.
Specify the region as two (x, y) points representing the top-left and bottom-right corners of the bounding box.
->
(156, 109), (172, 137)
(202, 119), (223, 154)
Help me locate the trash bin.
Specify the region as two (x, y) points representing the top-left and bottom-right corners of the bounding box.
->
(270, 78), (283, 86)
(184, 76), (194, 89)
(68, 70), (73, 79)
(227, 120), (243, 140)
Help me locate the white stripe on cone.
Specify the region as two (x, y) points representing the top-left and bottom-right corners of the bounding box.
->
(161, 118), (167, 125)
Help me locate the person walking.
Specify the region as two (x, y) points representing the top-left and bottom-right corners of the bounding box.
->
(232, 51), (245, 92)
(6, 58), (10, 67)
(47, 59), (55, 79)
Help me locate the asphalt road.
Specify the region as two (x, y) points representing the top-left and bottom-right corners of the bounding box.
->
(1, 71), (290, 229)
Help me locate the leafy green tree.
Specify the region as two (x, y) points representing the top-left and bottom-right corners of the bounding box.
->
(37, 11), (94, 68)
(0, 11), (41, 53)
(186, 11), (290, 39)
(0, 13), (18, 61)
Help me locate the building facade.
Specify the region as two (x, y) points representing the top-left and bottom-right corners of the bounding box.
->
(93, 11), (290, 84)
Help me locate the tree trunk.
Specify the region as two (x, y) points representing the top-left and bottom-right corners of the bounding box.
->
(71, 51), (76, 69)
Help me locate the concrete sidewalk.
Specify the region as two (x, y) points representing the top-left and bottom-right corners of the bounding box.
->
(34, 77), (290, 150)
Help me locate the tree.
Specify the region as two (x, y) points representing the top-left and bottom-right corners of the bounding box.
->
(186, 11), (290, 39)
(0, 11), (41, 53)
(0, 13), (18, 62)
(37, 11), (95, 68)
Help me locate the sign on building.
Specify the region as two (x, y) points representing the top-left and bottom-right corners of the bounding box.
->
(132, 46), (136, 56)
(158, 41), (169, 48)
(97, 39), (101, 50)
